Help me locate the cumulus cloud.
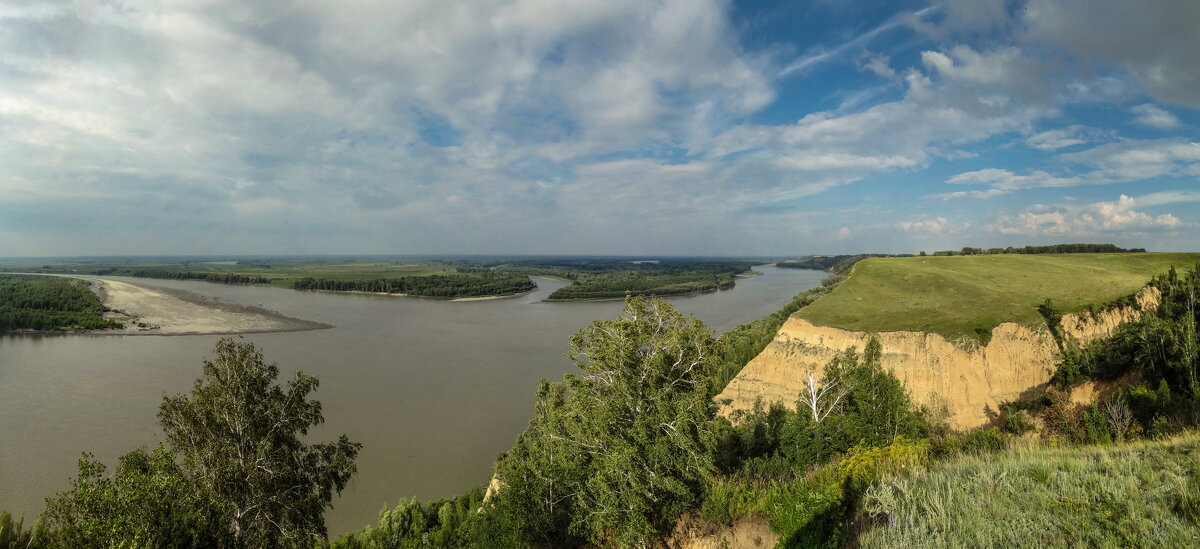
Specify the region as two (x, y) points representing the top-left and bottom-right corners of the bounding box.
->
(989, 195), (1182, 235)
(1130, 103), (1182, 130)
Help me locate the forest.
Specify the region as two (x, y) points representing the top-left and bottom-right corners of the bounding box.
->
(118, 270), (272, 284)
(0, 275), (122, 331)
(496, 258), (753, 301)
(292, 273), (536, 298)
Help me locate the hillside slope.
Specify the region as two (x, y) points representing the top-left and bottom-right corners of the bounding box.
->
(798, 253), (1200, 344)
(718, 253), (1199, 429)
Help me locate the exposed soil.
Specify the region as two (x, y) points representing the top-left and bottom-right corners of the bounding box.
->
(717, 287), (1160, 430)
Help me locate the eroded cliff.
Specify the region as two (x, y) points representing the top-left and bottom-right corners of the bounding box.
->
(716, 287), (1160, 430)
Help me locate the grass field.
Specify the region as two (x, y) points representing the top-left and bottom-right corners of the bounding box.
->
(796, 253), (1200, 344)
(857, 434), (1200, 548)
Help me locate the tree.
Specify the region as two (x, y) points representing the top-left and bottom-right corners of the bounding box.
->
(798, 370), (847, 423)
(492, 297), (720, 547)
(158, 338), (361, 547)
(41, 446), (217, 548)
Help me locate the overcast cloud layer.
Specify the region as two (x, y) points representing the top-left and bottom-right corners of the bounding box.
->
(1, 0), (1197, 256)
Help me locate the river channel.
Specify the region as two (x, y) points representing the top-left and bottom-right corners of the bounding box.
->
(0, 265), (825, 533)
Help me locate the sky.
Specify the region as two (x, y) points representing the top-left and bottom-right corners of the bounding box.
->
(1, 0), (1198, 257)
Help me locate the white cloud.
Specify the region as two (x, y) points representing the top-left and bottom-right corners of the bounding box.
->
(1024, 125), (1102, 151)
(857, 52), (897, 80)
(1130, 103), (1181, 130)
(700, 44), (1055, 204)
(990, 194), (1183, 235)
(900, 217), (949, 234)
(941, 139), (1200, 198)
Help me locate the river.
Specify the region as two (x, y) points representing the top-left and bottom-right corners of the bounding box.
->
(0, 265), (825, 533)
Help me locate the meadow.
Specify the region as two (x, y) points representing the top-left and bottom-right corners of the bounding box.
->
(797, 253), (1200, 345)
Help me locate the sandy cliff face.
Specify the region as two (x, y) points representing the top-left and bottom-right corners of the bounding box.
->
(717, 287), (1160, 430)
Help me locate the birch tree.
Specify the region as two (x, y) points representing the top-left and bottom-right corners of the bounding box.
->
(158, 338), (362, 548)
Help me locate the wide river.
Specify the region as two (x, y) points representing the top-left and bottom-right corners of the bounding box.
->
(0, 265), (825, 533)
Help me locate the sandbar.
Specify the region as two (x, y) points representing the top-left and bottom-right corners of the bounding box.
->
(85, 277), (330, 335)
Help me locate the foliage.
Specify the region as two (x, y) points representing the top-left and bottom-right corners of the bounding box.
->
(158, 338), (362, 547)
(30, 339), (362, 548)
(490, 297), (721, 546)
(293, 273), (535, 298)
(700, 437), (930, 548)
(0, 275), (122, 331)
(0, 511), (41, 549)
(329, 488), (504, 549)
(798, 252), (1200, 345)
(857, 434), (1200, 548)
(40, 446), (217, 548)
(777, 339), (931, 468)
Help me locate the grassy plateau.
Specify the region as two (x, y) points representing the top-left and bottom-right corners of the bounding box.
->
(796, 253), (1200, 344)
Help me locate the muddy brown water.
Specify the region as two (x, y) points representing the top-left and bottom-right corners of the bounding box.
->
(0, 265), (824, 534)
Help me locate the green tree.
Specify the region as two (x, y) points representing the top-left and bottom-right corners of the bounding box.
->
(782, 338), (928, 467)
(40, 446), (216, 548)
(158, 338), (361, 547)
(493, 297), (720, 546)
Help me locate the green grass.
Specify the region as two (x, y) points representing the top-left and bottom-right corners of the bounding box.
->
(796, 253), (1200, 345)
(857, 434), (1200, 548)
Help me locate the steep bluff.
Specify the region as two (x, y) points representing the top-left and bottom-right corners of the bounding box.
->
(716, 287), (1160, 430)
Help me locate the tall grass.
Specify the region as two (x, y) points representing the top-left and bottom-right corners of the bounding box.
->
(0, 512), (38, 549)
(857, 434), (1200, 548)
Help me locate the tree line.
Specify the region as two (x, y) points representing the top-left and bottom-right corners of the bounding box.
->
(0, 275), (122, 331)
(122, 270), (272, 284)
(777, 254), (901, 273)
(928, 243), (1145, 256)
(292, 273), (535, 298)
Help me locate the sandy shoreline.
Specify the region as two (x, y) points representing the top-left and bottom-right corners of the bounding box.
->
(91, 277), (330, 335)
(1, 273), (330, 336)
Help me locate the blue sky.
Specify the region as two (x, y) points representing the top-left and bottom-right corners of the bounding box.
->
(1, 0), (1197, 256)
